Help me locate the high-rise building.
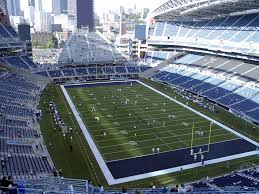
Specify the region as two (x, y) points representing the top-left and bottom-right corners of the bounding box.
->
(119, 11), (126, 35)
(34, 0), (41, 30)
(23, 5), (35, 25)
(134, 24), (146, 40)
(67, 0), (76, 16)
(77, 0), (94, 31)
(42, 0), (53, 13)
(20, 0), (29, 11)
(40, 12), (52, 31)
(35, 0), (42, 12)
(7, 0), (21, 16)
(18, 24), (33, 58)
(52, 0), (61, 15)
(29, 0), (35, 7)
(60, 0), (68, 14)
(34, 0), (52, 32)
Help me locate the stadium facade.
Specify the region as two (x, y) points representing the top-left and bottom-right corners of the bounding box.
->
(0, 0), (258, 193)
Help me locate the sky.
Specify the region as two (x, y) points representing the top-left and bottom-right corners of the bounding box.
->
(94, 0), (163, 13)
(25, 0), (164, 15)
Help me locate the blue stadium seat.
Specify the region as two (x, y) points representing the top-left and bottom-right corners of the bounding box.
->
(4, 57), (30, 69)
(48, 70), (63, 77)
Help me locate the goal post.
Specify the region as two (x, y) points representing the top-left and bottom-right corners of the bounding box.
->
(190, 122), (213, 156)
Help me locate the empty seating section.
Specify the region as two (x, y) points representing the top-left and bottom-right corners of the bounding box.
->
(211, 174), (258, 188)
(62, 69), (75, 76)
(1, 56), (37, 71)
(115, 66), (127, 74)
(8, 42), (24, 47)
(87, 67), (103, 75)
(58, 32), (125, 64)
(175, 54), (203, 64)
(36, 71), (48, 77)
(35, 65), (150, 78)
(151, 54), (259, 122)
(145, 51), (178, 65)
(75, 68), (88, 75)
(189, 168), (259, 192)
(127, 66), (140, 73)
(140, 66), (151, 72)
(150, 14), (259, 55)
(154, 23), (165, 36)
(148, 28), (155, 36)
(0, 72), (53, 178)
(21, 56), (37, 68)
(247, 108), (259, 122)
(103, 66), (115, 74)
(4, 57), (30, 70)
(3, 25), (18, 38)
(153, 52), (168, 61)
(0, 25), (12, 39)
(48, 70), (62, 77)
(164, 23), (179, 36)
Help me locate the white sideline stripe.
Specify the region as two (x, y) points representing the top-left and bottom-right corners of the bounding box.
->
(62, 80), (259, 185)
(60, 85), (115, 185)
(137, 80), (259, 147)
(95, 127), (224, 142)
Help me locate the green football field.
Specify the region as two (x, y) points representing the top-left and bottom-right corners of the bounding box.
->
(66, 81), (238, 162)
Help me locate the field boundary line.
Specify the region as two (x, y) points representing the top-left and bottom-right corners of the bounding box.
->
(61, 81), (259, 185)
(60, 85), (115, 185)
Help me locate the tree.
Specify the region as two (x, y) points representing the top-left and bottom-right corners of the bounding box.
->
(51, 35), (58, 48)
(32, 40), (39, 48)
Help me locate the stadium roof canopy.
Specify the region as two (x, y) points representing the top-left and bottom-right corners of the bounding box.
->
(151, 0), (259, 22)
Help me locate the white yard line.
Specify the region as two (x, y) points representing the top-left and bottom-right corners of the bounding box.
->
(137, 80), (259, 147)
(95, 127), (225, 141)
(81, 107), (195, 116)
(87, 115), (205, 126)
(90, 120), (208, 132)
(116, 92), (173, 149)
(100, 132), (233, 152)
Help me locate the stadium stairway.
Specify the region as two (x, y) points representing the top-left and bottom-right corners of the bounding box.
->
(140, 52), (186, 79)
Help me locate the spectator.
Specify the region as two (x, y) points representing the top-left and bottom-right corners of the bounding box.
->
(122, 187), (127, 194)
(170, 186), (178, 193)
(88, 180), (94, 194)
(135, 190), (140, 194)
(0, 176), (10, 193)
(178, 184), (187, 193)
(8, 176), (18, 194)
(98, 184), (104, 194)
(162, 186), (168, 194)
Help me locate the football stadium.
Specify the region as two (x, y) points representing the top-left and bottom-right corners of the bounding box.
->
(0, 0), (258, 193)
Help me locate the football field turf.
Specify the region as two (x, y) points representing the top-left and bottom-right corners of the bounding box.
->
(66, 81), (238, 162)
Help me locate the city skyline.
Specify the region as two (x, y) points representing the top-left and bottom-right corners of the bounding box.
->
(94, 0), (162, 12)
(18, 0), (161, 14)
(7, 0), (160, 33)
